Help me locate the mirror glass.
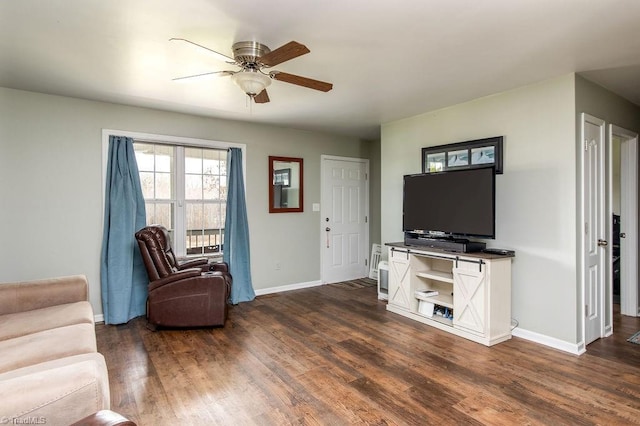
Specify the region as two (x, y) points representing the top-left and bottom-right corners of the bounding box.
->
(269, 156), (303, 213)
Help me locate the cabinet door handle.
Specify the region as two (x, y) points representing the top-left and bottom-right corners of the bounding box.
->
(597, 239), (608, 247)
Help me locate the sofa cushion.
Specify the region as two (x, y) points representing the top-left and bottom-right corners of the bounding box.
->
(0, 353), (110, 424)
(0, 301), (94, 341)
(0, 323), (97, 374)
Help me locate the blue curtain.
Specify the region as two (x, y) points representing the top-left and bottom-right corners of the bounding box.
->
(223, 147), (255, 304)
(100, 136), (148, 324)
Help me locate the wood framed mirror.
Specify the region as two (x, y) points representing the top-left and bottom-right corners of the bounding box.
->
(269, 156), (303, 213)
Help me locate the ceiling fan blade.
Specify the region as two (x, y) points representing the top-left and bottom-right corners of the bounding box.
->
(169, 38), (235, 63)
(271, 72), (333, 92)
(254, 89), (270, 103)
(260, 41), (310, 67)
(171, 70), (234, 81)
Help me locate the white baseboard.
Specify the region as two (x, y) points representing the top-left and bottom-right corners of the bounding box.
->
(255, 280), (323, 296)
(512, 327), (586, 355)
(94, 314), (104, 324)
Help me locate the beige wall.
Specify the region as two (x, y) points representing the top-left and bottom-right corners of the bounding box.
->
(382, 74), (579, 344)
(0, 87), (374, 315)
(369, 138), (382, 247)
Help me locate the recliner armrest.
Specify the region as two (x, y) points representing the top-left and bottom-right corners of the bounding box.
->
(148, 269), (202, 291)
(176, 257), (208, 270)
(209, 261), (229, 273)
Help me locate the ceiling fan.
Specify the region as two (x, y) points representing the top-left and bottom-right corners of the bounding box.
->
(169, 38), (333, 103)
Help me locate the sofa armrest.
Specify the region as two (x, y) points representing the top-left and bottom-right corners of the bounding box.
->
(70, 410), (137, 426)
(0, 275), (89, 315)
(0, 353), (109, 425)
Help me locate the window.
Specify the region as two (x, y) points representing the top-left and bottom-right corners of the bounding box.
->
(134, 142), (227, 257)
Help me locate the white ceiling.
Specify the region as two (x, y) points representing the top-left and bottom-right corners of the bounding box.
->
(1, 0), (639, 140)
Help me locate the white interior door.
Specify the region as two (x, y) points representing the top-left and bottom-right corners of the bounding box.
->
(321, 156), (369, 284)
(582, 113), (606, 345)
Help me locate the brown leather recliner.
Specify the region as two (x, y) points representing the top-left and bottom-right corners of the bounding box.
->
(134, 225), (231, 328)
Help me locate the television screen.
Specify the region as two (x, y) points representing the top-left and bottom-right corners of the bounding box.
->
(403, 167), (495, 239)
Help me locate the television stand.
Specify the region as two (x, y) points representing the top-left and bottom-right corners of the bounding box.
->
(385, 242), (514, 346)
(404, 233), (486, 253)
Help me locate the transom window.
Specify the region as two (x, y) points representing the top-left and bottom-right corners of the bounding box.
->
(134, 142), (227, 257)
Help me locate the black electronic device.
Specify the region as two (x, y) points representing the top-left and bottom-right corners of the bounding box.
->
(481, 248), (515, 256)
(403, 167), (496, 245)
(404, 234), (486, 253)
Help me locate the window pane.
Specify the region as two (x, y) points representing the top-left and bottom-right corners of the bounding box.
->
(203, 175), (220, 200)
(155, 203), (173, 229)
(203, 149), (220, 174)
(213, 229), (223, 252)
(186, 202), (204, 255)
(140, 172), (154, 199)
(219, 176), (227, 200)
(145, 202), (173, 229)
(185, 148), (202, 174)
(186, 228), (204, 255)
(155, 145), (174, 172)
(134, 143), (155, 171)
(204, 203), (216, 229)
(185, 174), (203, 200)
(186, 202), (203, 230)
(219, 157), (227, 176)
(145, 202), (154, 225)
(155, 172), (173, 199)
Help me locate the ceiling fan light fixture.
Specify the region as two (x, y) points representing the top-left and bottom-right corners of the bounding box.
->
(231, 70), (271, 97)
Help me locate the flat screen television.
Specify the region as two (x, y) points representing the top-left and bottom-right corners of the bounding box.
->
(403, 167), (495, 239)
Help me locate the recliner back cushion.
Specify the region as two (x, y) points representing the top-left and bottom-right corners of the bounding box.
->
(157, 226), (179, 268)
(135, 228), (175, 279)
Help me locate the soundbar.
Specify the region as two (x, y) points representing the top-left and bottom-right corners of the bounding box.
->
(404, 235), (486, 253)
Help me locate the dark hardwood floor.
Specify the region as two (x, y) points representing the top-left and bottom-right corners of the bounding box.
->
(96, 279), (640, 425)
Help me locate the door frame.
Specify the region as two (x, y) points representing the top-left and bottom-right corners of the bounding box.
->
(609, 125), (639, 318)
(580, 116), (640, 349)
(320, 155), (370, 284)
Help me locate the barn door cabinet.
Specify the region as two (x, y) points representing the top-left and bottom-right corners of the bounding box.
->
(385, 243), (513, 346)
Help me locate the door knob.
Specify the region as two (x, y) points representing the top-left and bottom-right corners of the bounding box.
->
(620, 233), (626, 238)
(597, 239), (608, 247)
(325, 227), (331, 248)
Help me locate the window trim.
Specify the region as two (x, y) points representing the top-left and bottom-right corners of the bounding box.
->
(101, 129), (246, 256)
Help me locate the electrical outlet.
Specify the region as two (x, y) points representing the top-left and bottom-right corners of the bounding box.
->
(275, 262), (281, 270)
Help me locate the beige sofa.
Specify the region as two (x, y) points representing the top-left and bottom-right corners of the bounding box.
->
(0, 275), (110, 425)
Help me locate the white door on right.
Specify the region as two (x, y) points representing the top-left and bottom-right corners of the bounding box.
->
(583, 113), (606, 345)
